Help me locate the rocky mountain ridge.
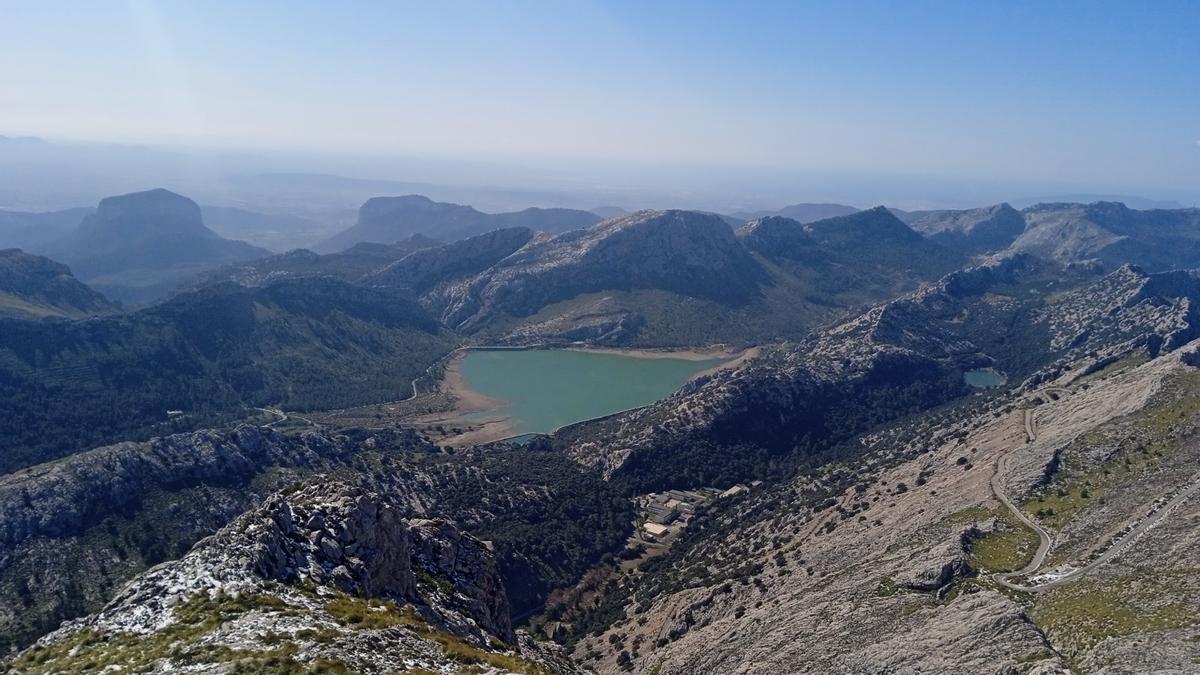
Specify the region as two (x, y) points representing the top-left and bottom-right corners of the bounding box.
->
(9, 481), (575, 674)
(0, 248), (116, 319)
(0, 424), (435, 651)
(1013, 201), (1200, 271)
(358, 208), (959, 346)
(902, 203), (1027, 254)
(559, 256), (1200, 488)
(190, 234), (441, 289)
(0, 419), (632, 657)
(425, 210), (768, 331)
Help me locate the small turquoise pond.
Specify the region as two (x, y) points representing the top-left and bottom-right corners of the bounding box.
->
(964, 367), (1007, 388)
(459, 349), (726, 436)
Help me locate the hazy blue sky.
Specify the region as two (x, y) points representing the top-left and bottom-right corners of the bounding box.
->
(2, 1), (1198, 194)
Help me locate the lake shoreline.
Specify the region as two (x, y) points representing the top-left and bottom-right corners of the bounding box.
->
(427, 344), (757, 447)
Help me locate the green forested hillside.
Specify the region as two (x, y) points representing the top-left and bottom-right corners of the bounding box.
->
(0, 278), (455, 473)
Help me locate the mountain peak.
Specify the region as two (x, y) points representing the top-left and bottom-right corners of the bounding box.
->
(736, 216), (820, 261)
(597, 208), (729, 233)
(805, 205), (923, 243)
(90, 188), (206, 235)
(905, 202), (1027, 253)
(359, 194), (465, 221)
(41, 189), (268, 303)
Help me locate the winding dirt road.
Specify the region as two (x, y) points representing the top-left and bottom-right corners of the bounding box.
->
(990, 388), (1199, 592)
(991, 405), (1054, 591)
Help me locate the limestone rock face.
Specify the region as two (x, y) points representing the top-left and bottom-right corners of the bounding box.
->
(11, 481), (568, 673)
(234, 485), (419, 601)
(408, 518), (514, 641)
(160, 481), (514, 641)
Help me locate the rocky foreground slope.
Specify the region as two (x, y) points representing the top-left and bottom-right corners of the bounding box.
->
(0, 426), (433, 651)
(572, 339), (1200, 674)
(0, 422), (631, 656)
(7, 481), (575, 674)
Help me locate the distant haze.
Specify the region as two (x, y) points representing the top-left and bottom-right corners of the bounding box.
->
(1, 2), (1198, 209)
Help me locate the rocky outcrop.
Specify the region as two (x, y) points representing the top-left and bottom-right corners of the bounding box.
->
(736, 215), (826, 264)
(0, 248), (116, 318)
(176, 482), (512, 641)
(0, 425), (436, 652)
(407, 518), (514, 641)
(8, 482), (573, 673)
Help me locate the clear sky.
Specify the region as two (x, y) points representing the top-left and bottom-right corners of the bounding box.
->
(1, 0), (1198, 194)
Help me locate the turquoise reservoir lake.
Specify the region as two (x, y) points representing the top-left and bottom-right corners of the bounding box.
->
(458, 349), (726, 436)
(964, 367), (1007, 388)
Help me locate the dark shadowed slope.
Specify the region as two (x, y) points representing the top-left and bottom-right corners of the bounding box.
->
(903, 203), (1027, 254)
(0, 249), (117, 319)
(0, 276), (453, 473)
